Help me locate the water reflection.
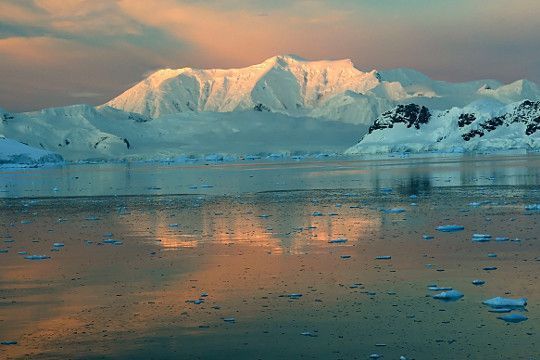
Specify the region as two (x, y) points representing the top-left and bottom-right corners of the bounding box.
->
(1, 154), (540, 199)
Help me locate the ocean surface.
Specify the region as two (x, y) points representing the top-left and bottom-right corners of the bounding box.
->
(0, 154), (539, 359)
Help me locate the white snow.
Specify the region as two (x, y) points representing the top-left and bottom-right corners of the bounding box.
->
(346, 100), (540, 154)
(0, 135), (63, 165)
(106, 55), (540, 124)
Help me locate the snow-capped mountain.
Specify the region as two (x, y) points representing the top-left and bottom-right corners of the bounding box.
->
(106, 55), (540, 124)
(1, 55), (540, 162)
(0, 104), (365, 161)
(345, 100), (540, 154)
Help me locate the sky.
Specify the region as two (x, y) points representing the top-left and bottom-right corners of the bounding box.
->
(1, 0), (539, 112)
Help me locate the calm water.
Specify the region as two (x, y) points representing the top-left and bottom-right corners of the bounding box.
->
(0, 155), (539, 359)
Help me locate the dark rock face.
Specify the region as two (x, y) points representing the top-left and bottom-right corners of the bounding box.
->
(458, 113), (476, 127)
(254, 103), (271, 112)
(368, 104), (431, 134)
(461, 100), (540, 141)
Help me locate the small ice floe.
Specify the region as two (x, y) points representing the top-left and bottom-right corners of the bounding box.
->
(482, 297), (527, 309)
(340, 255), (352, 259)
(24, 255), (50, 260)
(382, 208), (405, 214)
(1, 341), (17, 345)
(487, 253), (497, 258)
(375, 256), (391, 260)
(472, 279), (486, 286)
(312, 212), (323, 216)
(433, 290), (464, 301)
(52, 243), (64, 247)
(428, 286), (453, 291)
(436, 225), (464, 232)
(423, 235), (434, 240)
(223, 317), (236, 323)
(488, 308), (512, 313)
(472, 234), (491, 242)
(524, 204), (540, 211)
(497, 314), (528, 323)
(300, 331), (317, 337)
(495, 237), (509, 242)
(328, 239), (347, 244)
(103, 239), (123, 245)
(483, 266), (497, 271)
(288, 293), (303, 299)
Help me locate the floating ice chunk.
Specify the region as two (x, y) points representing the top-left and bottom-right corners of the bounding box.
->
(472, 279), (486, 286)
(483, 266), (497, 271)
(52, 243), (64, 247)
(472, 234), (491, 242)
(436, 225), (464, 232)
(482, 297), (527, 308)
(382, 208), (405, 214)
(24, 255), (50, 260)
(328, 239), (347, 244)
(1, 341), (17, 345)
(497, 314), (528, 323)
(488, 308), (512, 313)
(375, 256), (391, 260)
(433, 290), (464, 301)
(423, 235), (434, 240)
(428, 286), (453, 291)
(288, 293), (303, 299)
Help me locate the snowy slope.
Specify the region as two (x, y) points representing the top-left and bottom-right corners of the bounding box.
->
(0, 135), (63, 165)
(345, 100), (540, 154)
(106, 55), (540, 124)
(0, 104), (366, 161)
